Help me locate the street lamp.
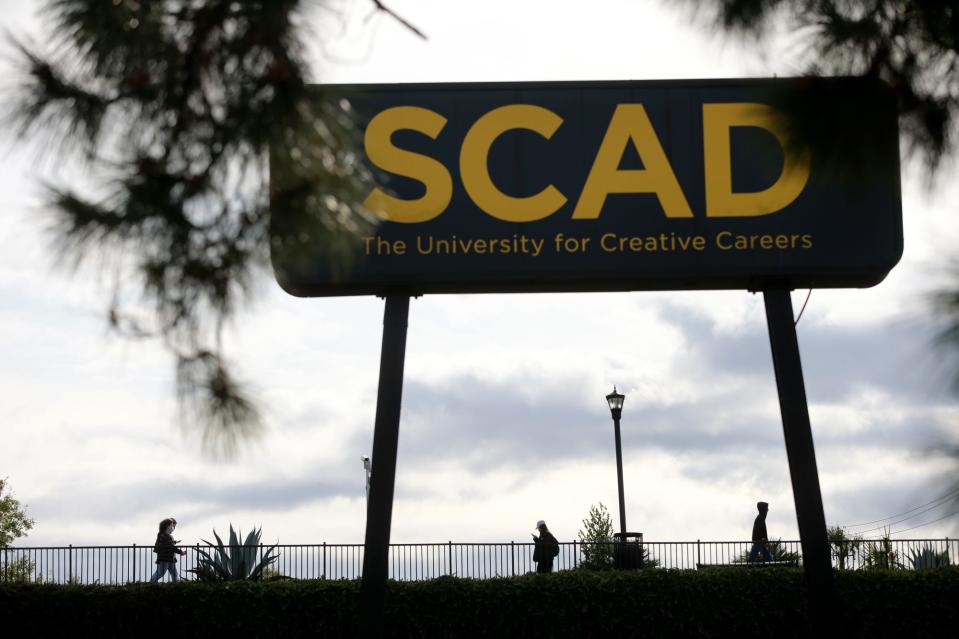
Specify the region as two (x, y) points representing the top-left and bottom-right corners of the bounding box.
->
(605, 386), (627, 536)
(361, 455), (372, 503)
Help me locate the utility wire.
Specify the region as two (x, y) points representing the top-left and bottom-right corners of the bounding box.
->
(861, 508), (959, 539)
(850, 499), (955, 536)
(839, 486), (959, 529)
(794, 289), (812, 325)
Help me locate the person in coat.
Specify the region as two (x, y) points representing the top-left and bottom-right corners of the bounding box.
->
(748, 502), (774, 563)
(150, 517), (186, 582)
(532, 520), (559, 573)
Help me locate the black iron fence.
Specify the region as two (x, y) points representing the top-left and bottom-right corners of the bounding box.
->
(1, 538), (954, 584)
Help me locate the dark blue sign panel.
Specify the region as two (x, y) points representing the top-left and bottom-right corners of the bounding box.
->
(271, 79), (902, 296)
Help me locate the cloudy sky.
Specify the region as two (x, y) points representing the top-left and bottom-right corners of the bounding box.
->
(1, 0), (958, 551)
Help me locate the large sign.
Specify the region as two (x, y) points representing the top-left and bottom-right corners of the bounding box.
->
(271, 79), (902, 296)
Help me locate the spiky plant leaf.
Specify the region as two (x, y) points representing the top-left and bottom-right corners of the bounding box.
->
(229, 524), (242, 578)
(908, 545), (951, 569)
(243, 527), (260, 572)
(210, 530), (230, 570)
(249, 545), (280, 581)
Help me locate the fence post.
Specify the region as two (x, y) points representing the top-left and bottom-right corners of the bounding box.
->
(510, 541), (515, 577)
(448, 540), (453, 576)
(68, 544), (73, 583)
(696, 539), (701, 568)
(323, 542), (327, 580)
(132, 543), (136, 582)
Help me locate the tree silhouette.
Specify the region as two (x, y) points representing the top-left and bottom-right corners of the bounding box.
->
(577, 502), (615, 569)
(0, 478), (34, 547)
(686, 1), (957, 171)
(7, 0), (418, 457)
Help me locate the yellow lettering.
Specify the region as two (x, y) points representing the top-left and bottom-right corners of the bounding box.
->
(716, 231), (733, 250)
(363, 106), (453, 223)
(703, 103), (810, 218)
(573, 104), (692, 219)
(460, 105), (567, 222)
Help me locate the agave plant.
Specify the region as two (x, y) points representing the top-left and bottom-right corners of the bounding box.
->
(190, 525), (279, 582)
(908, 545), (951, 570)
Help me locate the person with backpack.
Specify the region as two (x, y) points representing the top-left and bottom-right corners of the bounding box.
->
(532, 520), (559, 573)
(150, 517), (186, 582)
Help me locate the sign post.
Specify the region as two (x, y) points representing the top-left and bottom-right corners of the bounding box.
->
(764, 289), (835, 632)
(358, 293), (410, 637)
(271, 77), (902, 635)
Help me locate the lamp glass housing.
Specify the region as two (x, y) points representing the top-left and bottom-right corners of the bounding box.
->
(606, 388), (625, 413)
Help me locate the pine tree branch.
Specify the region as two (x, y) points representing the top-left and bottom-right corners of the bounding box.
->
(9, 0), (377, 459)
(369, 0), (427, 40)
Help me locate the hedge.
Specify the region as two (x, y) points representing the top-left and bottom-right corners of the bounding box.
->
(2, 568), (957, 638)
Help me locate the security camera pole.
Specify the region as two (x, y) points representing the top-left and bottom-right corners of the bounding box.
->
(362, 455), (372, 503)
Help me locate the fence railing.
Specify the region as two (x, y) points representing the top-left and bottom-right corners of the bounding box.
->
(1, 538), (954, 584)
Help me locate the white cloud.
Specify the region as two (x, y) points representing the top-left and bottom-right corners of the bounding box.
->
(1, 0), (957, 559)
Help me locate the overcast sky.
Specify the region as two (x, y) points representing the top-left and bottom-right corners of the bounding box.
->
(1, 0), (957, 550)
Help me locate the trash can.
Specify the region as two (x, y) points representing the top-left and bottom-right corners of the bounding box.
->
(613, 532), (644, 569)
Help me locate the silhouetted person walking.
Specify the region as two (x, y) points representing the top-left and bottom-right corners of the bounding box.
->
(748, 502), (773, 563)
(150, 517), (186, 582)
(532, 520), (559, 573)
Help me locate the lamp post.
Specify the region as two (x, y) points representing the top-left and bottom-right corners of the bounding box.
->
(606, 387), (627, 536)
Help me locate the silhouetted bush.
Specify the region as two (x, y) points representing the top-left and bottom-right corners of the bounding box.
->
(2, 568), (958, 638)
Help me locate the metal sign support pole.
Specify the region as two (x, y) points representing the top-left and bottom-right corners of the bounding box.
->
(763, 289), (835, 632)
(359, 294), (410, 637)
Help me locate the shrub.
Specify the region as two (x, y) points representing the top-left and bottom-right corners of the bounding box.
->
(827, 525), (862, 570)
(576, 502), (659, 569)
(2, 569), (959, 638)
(0, 555), (37, 583)
(862, 531), (904, 571)
(577, 503), (614, 569)
(735, 539), (800, 564)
